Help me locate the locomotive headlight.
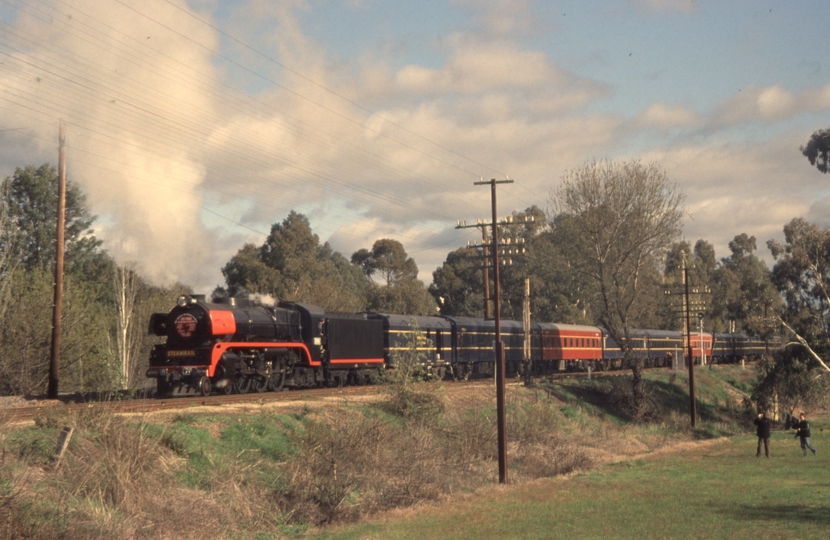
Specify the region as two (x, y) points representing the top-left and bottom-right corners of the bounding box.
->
(177, 295), (189, 307)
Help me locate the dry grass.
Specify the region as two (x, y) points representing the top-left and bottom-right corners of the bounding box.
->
(1, 368), (754, 538)
(275, 381), (597, 527)
(1, 405), (235, 540)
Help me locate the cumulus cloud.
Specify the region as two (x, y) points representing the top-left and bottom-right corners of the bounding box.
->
(392, 37), (606, 105)
(635, 133), (824, 262)
(632, 103), (699, 130)
(708, 84), (830, 128)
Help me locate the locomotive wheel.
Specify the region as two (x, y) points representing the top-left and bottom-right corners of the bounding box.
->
(198, 376), (212, 397)
(267, 369), (286, 392)
(251, 376), (267, 393)
(234, 376), (252, 394)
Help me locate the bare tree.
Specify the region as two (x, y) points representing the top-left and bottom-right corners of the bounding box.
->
(112, 263), (140, 389)
(550, 160), (685, 417)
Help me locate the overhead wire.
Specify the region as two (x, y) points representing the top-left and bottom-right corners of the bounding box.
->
(0, 2), (508, 258)
(158, 0), (510, 181)
(1, 0), (486, 226)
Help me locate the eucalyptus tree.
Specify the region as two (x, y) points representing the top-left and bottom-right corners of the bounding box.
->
(352, 238), (436, 316)
(429, 246), (485, 317)
(2, 164), (107, 277)
(0, 164), (116, 395)
(754, 218), (830, 416)
(801, 128), (830, 174)
(221, 212), (370, 312)
(712, 233), (782, 336)
(549, 159), (685, 417)
(352, 238), (418, 286)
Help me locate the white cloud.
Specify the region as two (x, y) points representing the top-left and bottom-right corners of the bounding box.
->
(634, 133), (823, 261)
(633, 103), (699, 130)
(632, 0), (697, 13)
(392, 38), (596, 98)
(709, 84), (830, 128)
(451, 0), (539, 38)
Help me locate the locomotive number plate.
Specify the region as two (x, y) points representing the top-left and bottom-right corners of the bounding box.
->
(167, 350), (196, 357)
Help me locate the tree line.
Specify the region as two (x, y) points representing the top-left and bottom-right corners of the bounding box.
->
(2, 152), (829, 416)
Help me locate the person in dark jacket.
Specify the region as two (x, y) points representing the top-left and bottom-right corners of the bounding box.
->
(754, 412), (772, 458)
(793, 412), (817, 456)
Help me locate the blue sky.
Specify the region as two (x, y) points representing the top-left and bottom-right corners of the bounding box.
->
(0, 0), (828, 292)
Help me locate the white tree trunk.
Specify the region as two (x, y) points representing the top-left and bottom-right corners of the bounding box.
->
(113, 264), (139, 389)
(779, 319), (830, 373)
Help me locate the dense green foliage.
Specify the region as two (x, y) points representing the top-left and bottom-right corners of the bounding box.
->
(219, 211), (370, 312)
(352, 238), (437, 316)
(0, 164), (188, 395)
(801, 127), (830, 174)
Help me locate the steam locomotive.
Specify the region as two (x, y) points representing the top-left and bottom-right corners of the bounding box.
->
(146, 294), (773, 397)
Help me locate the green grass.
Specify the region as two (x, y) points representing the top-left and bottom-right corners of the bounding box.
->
(307, 425), (830, 540)
(143, 410), (303, 490)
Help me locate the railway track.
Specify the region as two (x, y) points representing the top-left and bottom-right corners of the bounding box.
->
(0, 367), (656, 424)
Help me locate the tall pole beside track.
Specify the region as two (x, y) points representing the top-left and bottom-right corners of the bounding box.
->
(683, 259), (697, 427)
(48, 121), (67, 399)
(475, 177), (513, 484)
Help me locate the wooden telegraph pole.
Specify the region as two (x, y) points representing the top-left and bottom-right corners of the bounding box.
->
(475, 178), (512, 484)
(683, 260), (697, 427)
(663, 255), (710, 427)
(48, 122), (67, 399)
(457, 184), (532, 484)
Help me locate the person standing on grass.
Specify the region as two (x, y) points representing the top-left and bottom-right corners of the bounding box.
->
(793, 412), (817, 456)
(754, 412), (771, 458)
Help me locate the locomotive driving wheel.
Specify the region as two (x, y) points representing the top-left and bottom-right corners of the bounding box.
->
(234, 376), (252, 394)
(251, 376), (268, 393)
(267, 368), (286, 392)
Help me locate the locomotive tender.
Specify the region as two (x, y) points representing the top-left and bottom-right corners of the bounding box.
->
(147, 294), (773, 397)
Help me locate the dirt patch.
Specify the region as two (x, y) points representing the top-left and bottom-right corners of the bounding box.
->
(0, 395), (32, 409)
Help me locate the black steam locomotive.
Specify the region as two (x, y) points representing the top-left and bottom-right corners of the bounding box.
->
(147, 295), (386, 396)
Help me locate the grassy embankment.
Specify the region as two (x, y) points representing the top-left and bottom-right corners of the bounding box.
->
(313, 422), (830, 540)
(2, 364), (823, 539)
